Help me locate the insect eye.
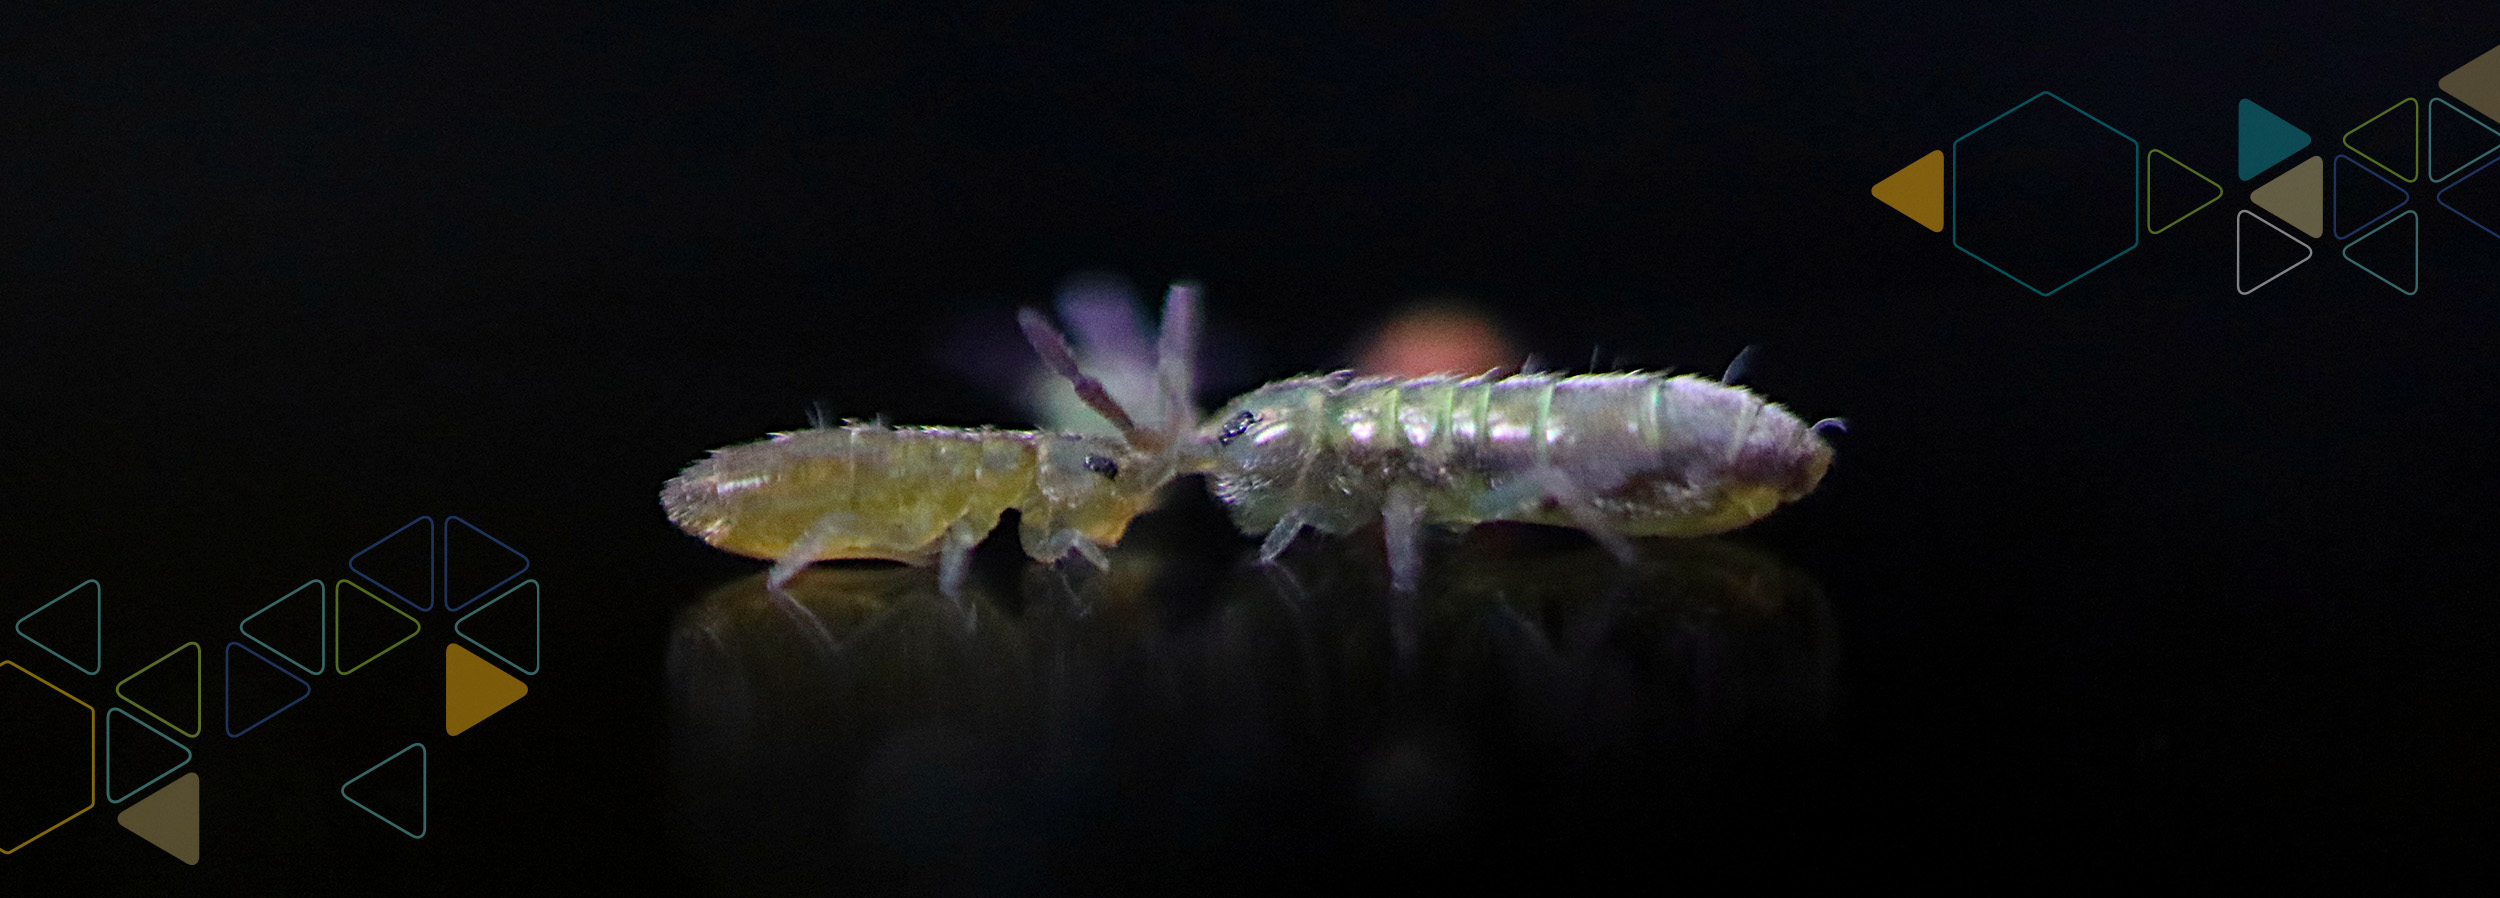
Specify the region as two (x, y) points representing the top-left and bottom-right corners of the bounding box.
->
(1082, 455), (1120, 479)
(1217, 411), (1258, 446)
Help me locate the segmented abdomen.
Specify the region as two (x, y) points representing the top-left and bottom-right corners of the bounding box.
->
(661, 425), (1039, 563)
(1207, 371), (1827, 538)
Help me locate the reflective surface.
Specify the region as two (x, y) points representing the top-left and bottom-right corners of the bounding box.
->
(669, 535), (1834, 892)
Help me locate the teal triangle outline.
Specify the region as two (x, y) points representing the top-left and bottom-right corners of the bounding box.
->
(340, 742), (427, 839)
(455, 580), (540, 676)
(16, 579), (102, 675)
(106, 708), (192, 804)
(2240, 99), (2313, 180)
(239, 580), (325, 676)
(2341, 210), (2419, 295)
(2429, 97), (2500, 183)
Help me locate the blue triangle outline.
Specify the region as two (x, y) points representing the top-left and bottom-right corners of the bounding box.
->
(2429, 98), (2500, 183)
(442, 516), (530, 613)
(2437, 153), (2500, 239)
(106, 708), (192, 804)
(16, 579), (102, 675)
(2341, 210), (2419, 295)
(2240, 99), (2312, 181)
(349, 516), (436, 612)
(340, 742), (427, 839)
(224, 641), (311, 737)
(454, 579), (540, 676)
(2332, 154), (2410, 239)
(239, 580), (324, 675)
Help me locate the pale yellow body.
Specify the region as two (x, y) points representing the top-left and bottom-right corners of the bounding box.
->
(661, 424), (1169, 571)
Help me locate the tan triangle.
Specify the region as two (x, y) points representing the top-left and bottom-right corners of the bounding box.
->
(117, 772), (199, 865)
(2251, 155), (2324, 238)
(446, 643), (528, 736)
(1872, 150), (1946, 232)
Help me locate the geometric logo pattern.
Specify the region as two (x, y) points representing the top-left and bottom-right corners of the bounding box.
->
(105, 708), (191, 804)
(2240, 98), (2313, 181)
(239, 580), (325, 676)
(1878, 38), (2500, 294)
(340, 743), (427, 839)
(223, 642), (311, 738)
(454, 580), (540, 677)
(0, 660), (94, 855)
(2344, 210), (2421, 295)
(2236, 210), (2315, 295)
(15, 580), (101, 676)
(2252, 156), (2325, 238)
(117, 772), (199, 865)
(115, 642), (201, 740)
(2149, 149), (2224, 234)
(445, 644), (527, 737)
(2, 513), (540, 860)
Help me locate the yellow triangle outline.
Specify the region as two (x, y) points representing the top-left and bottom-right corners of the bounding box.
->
(1872, 150), (1946, 232)
(2146, 149), (2223, 234)
(115, 642), (201, 738)
(2343, 97), (2419, 183)
(335, 579), (422, 676)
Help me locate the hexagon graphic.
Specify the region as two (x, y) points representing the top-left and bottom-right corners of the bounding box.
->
(1, 660), (96, 854)
(1953, 91), (2141, 295)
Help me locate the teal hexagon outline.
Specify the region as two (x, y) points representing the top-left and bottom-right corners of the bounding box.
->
(1952, 91), (2142, 296)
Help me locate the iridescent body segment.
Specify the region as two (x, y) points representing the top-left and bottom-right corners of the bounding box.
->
(1199, 371), (1835, 590)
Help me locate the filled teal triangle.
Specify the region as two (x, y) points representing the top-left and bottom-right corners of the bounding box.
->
(2241, 99), (2312, 180)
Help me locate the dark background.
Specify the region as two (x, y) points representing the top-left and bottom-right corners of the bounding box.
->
(4, 1), (2496, 891)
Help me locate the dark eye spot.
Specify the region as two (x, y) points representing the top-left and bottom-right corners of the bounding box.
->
(1217, 411), (1258, 446)
(1082, 455), (1119, 479)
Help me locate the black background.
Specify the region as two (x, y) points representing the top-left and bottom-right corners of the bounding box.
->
(5, 1), (2497, 891)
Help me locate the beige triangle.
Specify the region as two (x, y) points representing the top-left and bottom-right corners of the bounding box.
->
(446, 643), (528, 736)
(2251, 155), (2324, 238)
(1872, 150), (1946, 232)
(117, 772), (199, 865)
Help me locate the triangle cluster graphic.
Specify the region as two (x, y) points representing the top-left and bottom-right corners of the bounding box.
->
(2342, 98), (2419, 182)
(224, 641), (311, 737)
(446, 644), (529, 736)
(116, 642), (201, 738)
(2236, 210), (2313, 295)
(341, 743), (427, 839)
(2438, 41), (2500, 126)
(2333, 155), (2409, 239)
(2147, 149), (2222, 233)
(456, 580), (540, 676)
(2240, 99), (2311, 180)
(240, 580), (324, 675)
(1871, 150), (1945, 232)
(2252, 156), (2324, 237)
(336, 579), (421, 676)
(17, 579), (102, 675)
(106, 708), (192, 804)
(443, 517), (531, 613)
(2429, 97), (2500, 183)
(117, 772), (199, 865)
(2343, 210), (2419, 294)
(2438, 152), (2500, 239)
(351, 516), (436, 612)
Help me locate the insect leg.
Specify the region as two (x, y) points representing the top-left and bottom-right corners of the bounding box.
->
(1257, 506), (1316, 564)
(1382, 484), (1427, 594)
(766, 511), (861, 592)
(1033, 528), (1112, 571)
(935, 518), (984, 598)
(1517, 467), (1638, 565)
